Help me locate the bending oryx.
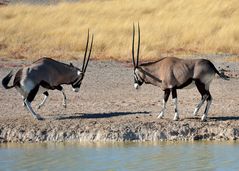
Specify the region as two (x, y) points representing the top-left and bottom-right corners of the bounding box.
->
(131, 24), (229, 121)
(2, 31), (94, 120)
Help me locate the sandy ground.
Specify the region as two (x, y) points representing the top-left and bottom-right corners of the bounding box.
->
(0, 56), (239, 142)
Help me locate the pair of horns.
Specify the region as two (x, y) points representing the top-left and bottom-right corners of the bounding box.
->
(82, 29), (94, 73)
(132, 23), (140, 68)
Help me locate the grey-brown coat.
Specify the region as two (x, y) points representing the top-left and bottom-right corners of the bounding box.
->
(132, 24), (229, 121)
(2, 32), (93, 120)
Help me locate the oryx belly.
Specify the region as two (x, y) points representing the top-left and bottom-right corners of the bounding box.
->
(184, 80), (195, 89)
(38, 86), (48, 94)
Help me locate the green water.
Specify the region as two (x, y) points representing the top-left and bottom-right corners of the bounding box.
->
(0, 141), (238, 171)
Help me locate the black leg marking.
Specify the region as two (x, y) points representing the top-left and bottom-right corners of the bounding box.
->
(172, 88), (179, 121)
(158, 89), (171, 119)
(195, 80), (212, 121)
(172, 88), (177, 99)
(172, 88), (178, 113)
(27, 85), (39, 103)
(43, 91), (49, 96)
(164, 89), (171, 102)
(56, 85), (63, 91)
(204, 91), (212, 114)
(195, 80), (207, 97)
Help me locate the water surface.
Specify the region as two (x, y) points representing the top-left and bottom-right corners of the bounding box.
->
(0, 141), (238, 171)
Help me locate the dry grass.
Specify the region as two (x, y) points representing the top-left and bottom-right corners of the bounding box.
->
(1, 0), (239, 61)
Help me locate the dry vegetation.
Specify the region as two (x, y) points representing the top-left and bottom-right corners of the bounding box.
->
(0, 0), (239, 61)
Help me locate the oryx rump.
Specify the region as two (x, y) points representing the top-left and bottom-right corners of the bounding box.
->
(131, 24), (229, 121)
(2, 31), (94, 120)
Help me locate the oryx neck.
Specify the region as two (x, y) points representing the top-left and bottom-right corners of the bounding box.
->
(138, 67), (162, 83)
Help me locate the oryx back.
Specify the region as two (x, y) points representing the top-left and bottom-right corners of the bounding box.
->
(28, 58), (79, 88)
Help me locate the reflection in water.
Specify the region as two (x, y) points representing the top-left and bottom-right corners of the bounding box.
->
(0, 142), (239, 171)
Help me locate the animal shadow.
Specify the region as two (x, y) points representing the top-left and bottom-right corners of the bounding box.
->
(209, 116), (239, 121)
(184, 116), (239, 121)
(53, 111), (150, 120)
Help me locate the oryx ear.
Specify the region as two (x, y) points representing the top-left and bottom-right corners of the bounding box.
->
(70, 63), (74, 67)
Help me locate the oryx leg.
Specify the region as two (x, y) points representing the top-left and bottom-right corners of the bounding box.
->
(158, 89), (170, 118)
(195, 81), (212, 121)
(172, 88), (179, 121)
(56, 86), (67, 108)
(25, 85), (44, 120)
(37, 91), (49, 109)
(201, 91), (212, 122)
(193, 95), (207, 116)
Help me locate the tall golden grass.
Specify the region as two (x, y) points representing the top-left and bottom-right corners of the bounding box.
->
(0, 0), (239, 61)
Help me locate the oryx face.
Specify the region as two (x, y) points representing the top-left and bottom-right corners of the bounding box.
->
(72, 29), (93, 93)
(131, 23), (142, 90)
(134, 68), (144, 89)
(72, 70), (84, 92)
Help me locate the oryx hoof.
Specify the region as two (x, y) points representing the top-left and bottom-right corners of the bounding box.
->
(193, 112), (198, 116)
(35, 114), (44, 121)
(173, 116), (180, 121)
(157, 113), (164, 119)
(201, 114), (207, 122)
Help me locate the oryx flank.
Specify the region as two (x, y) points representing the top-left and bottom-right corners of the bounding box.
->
(132, 24), (229, 121)
(2, 31), (94, 120)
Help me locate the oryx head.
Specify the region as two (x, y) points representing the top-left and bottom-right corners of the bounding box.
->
(132, 23), (144, 89)
(72, 30), (94, 92)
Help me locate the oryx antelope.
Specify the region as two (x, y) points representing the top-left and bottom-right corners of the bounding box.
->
(131, 24), (229, 121)
(2, 31), (94, 120)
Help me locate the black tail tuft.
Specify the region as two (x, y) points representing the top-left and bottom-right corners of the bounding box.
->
(2, 70), (14, 89)
(218, 71), (230, 80)
(209, 61), (230, 81)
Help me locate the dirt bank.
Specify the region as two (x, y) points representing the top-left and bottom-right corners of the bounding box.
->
(0, 57), (239, 143)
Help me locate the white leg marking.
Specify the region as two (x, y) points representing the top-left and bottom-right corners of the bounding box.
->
(61, 89), (67, 108)
(201, 99), (212, 122)
(193, 95), (207, 116)
(20, 79), (34, 97)
(24, 99), (43, 120)
(173, 98), (179, 121)
(158, 99), (166, 118)
(37, 94), (48, 109)
(21, 96), (27, 107)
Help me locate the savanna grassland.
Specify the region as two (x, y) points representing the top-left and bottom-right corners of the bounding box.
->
(0, 0), (239, 61)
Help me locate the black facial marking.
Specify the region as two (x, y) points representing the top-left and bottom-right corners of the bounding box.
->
(134, 71), (144, 86)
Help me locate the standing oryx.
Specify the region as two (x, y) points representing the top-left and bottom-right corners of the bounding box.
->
(2, 31), (94, 120)
(131, 24), (229, 121)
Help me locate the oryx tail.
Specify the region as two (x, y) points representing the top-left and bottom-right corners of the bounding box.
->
(2, 70), (15, 89)
(210, 63), (230, 80)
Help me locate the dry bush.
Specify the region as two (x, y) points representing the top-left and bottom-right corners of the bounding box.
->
(0, 0), (239, 61)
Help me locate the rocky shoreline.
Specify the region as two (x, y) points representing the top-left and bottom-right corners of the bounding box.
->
(1, 116), (239, 143)
(0, 58), (239, 143)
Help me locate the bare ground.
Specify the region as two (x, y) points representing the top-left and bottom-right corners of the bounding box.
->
(0, 57), (239, 143)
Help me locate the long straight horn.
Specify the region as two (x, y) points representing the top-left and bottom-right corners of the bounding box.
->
(82, 29), (90, 71)
(132, 23), (136, 68)
(83, 34), (94, 72)
(136, 22), (140, 67)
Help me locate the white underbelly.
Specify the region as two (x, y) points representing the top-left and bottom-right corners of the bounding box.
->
(184, 80), (196, 89)
(38, 86), (48, 94)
